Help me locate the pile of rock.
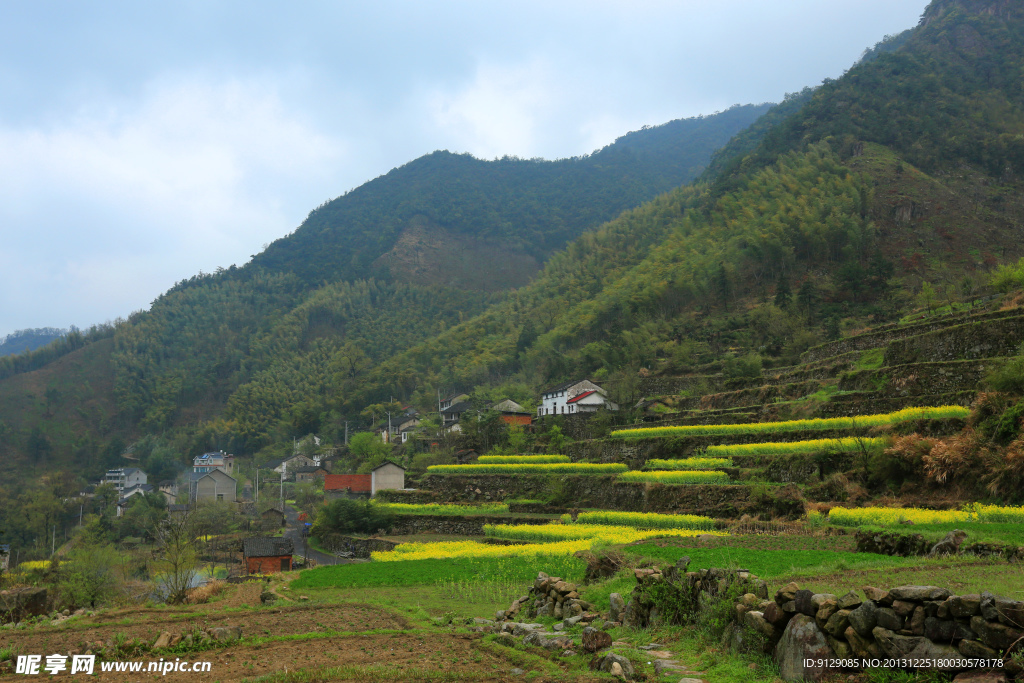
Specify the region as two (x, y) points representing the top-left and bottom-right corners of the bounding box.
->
(468, 571), (636, 678)
(620, 557), (769, 629)
(152, 626), (243, 650)
(517, 571), (600, 623)
(735, 582), (1024, 682)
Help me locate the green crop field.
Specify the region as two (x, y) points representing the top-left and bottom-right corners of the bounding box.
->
(644, 457), (733, 470)
(562, 510), (717, 530)
(609, 406), (969, 439)
(291, 554), (585, 589)
(426, 463), (626, 475)
(618, 470), (729, 485)
(706, 437), (887, 457)
(475, 454), (570, 464)
(376, 502), (510, 516)
(623, 543), (920, 578)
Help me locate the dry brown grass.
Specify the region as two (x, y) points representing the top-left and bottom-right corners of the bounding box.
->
(185, 579), (228, 604)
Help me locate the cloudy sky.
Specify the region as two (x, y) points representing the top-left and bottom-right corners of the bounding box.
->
(0, 0), (930, 339)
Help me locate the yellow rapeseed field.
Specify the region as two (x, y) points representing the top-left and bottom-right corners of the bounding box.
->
(644, 457), (733, 470)
(618, 470), (729, 485)
(371, 539), (593, 562)
(610, 406), (969, 439)
(561, 510), (717, 530)
(828, 503), (1024, 526)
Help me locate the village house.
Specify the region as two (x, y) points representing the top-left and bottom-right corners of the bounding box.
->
(192, 451), (235, 476)
(242, 537), (294, 574)
(186, 468), (237, 504)
(259, 507), (286, 531)
(271, 453), (316, 479)
(0, 544), (9, 571)
(439, 392), (469, 411)
(537, 379), (618, 416)
(103, 467), (147, 494)
(158, 480), (178, 505)
(293, 465), (329, 484)
(492, 399), (533, 427)
(323, 461), (406, 498)
(441, 399), (472, 431)
(324, 473), (371, 499)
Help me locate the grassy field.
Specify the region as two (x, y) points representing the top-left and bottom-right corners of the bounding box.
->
(292, 554), (585, 590)
(856, 521), (1024, 546)
(622, 542), (921, 578)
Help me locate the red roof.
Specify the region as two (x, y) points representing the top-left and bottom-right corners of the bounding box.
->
(566, 390), (596, 404)
(324, 474), (371, 493)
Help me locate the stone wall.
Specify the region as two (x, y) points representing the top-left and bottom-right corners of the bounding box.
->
(622, 562), (1024, 682)
(856, 530), (1024, 562)
(566, 429), (877, 467)
(387, 514), (554, 536)
(801, 308), (1022, 365)
(316, 533), (399, 558)
(418, 474), (805, 518)
(884, 315), (1024, 366)
(838, 360), (996, 397)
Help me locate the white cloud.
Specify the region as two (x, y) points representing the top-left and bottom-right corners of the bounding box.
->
(0, 74), (346, 331)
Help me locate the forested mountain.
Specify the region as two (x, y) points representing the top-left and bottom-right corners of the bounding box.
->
(0, 328), (67, 356)
(3, 0), (1024, 488)
(0, 104), (774, 477)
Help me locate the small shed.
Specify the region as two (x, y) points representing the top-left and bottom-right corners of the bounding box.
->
(242, 537), (294, 574)
(371, 461), (406, 495)
(260, 507), (286, 530)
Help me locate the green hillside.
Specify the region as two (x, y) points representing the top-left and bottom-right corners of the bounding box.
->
(0, 105), (773, 475)
(4, 0), (1024, 486)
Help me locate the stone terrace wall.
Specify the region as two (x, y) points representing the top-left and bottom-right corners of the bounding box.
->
(317, 533), (399, 558)
(387, 514), (554, 536)
(838, 360), (997, 397)
(885, 315), (1024, 366)
(416, 474), (804, 518)
(566, 429), (878, 467)
(856, 530), (1024, 562)
(623, 562), (1024, 682)
(801, 308), (1023, 365)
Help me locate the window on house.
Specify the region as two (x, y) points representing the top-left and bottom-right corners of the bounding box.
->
(217, 494), (224, 501)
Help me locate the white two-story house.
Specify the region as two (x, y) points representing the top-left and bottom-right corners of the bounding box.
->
(537, 380), (618, 416)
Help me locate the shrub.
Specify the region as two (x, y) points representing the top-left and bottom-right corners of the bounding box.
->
(985, 353), (1024, 395)
(990, 257), (1024, 292)
(311, 498), (395, 536)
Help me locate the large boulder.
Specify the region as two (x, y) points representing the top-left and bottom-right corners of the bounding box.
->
(928, 530), (967, 556)
(970, 616), (1023, 651)
(872, 627), (923, 657)
(774, 614), (835, 682)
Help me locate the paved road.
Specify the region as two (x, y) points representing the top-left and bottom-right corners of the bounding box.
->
(282, 504), (353, 566)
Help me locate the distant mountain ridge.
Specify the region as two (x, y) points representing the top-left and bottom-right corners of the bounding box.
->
(0, 328), (66, 356)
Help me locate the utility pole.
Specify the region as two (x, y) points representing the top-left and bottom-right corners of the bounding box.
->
(344, 421), (349, 446)
(51, 525), (56, 556)
(79, 504), (83, 527)
(255, 468), (259, 504)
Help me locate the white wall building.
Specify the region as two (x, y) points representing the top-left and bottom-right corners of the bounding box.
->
(538, 379), (618, 416)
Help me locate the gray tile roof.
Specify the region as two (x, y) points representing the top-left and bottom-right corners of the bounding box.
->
(243, 537), (294, 557)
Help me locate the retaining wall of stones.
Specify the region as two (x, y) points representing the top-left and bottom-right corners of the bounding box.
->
(856, 530), (1024, 562)
(884, 315), (1024, 366)
(621, 561), (1024, 682)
